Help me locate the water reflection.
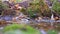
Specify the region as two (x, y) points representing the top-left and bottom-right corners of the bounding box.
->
(40, 29), (47, 34)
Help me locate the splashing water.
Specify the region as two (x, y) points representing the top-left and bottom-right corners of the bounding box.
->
(51, 14), (55, 20)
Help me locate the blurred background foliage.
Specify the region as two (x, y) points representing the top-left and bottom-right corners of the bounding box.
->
(52, 0), (60, 15)
(0, 0), (60, 17)
(0, 1), (9, 15)
(24, 0), (51, 17)
(16, 0), (22, 2)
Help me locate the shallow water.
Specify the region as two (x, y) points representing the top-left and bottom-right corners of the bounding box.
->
(0, 16), (13, 21)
